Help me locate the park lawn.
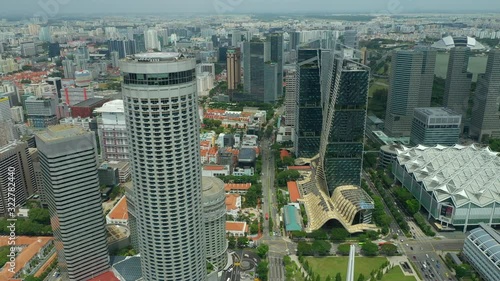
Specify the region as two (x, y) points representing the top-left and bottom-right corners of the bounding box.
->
(381, 266), (417, 281)
(304, 256), (387, 280)
(369, 82), (388, 97)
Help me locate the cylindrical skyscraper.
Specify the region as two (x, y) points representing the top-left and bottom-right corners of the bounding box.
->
(202, 176), (228, 270)
(121, 53), (206, 281)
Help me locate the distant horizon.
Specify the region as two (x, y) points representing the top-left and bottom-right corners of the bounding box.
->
(1, 10), (500, 19)
(1, 0), (500, 17)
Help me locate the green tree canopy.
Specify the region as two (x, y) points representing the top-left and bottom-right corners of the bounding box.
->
(379, 243), (398, 256)
(256, 243), (269, 258)
(361, 241), (379, 256)
(337, 243), (351, 256)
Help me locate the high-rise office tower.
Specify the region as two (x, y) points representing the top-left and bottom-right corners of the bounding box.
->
(63, 59), (75, 79)
(121, 53), (206, 281)
(144, 29), (161, 51)
(443, 47), (472, 119)
(269, 33), (284, 96)
(35, 125), (109, 281)
(285, 69), (297, 127)
(231, 30), (241, 47)
(289, 31), (300, 51)
(107, 39), (137, 59)
(384, 49), (436, 137)
(318, 52), (369, 194)
(243, 40), (277, 103)
(410, 107), (461, 146)
(470, 50), (500, 141)
(226, 48), (241, 90)
(0, 96), (12, 122)
(201, 177), (228, 270)
(294, 49), (323, 158)
(417, 47), (437, 107)
(38, 26), (51, 42)
(264, 62), (278, 103)
(0, 141), (35, 217)
(343, 29), (359, 50)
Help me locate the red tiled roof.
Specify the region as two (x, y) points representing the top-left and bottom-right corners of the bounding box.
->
(87, 271), (120, 281)
(224, 183), (251, 191)
(226, 221), (247, 232)
(225, 194), (240, 210)
(208, 147), (218, 156)
(280, 149), (291, 160)
(204, 165), (226, 171)
(287, 166), (311, 171)
(108, 196), (128, 221)
(0, 236), (53, 281)
(200, 149), (208, 156)
(287, 181), (300, 202)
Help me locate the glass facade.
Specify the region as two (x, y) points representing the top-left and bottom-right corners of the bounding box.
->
(322, 58), (369, 194)
(295, 49), (322, 158)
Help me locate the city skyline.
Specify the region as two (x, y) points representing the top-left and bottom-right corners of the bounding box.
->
(1, 0), (500, 15)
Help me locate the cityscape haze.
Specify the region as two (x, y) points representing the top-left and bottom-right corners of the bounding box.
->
(0, 2), (499, 281)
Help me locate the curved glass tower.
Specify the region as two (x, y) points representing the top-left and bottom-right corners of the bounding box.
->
(121, 53), (206, 281)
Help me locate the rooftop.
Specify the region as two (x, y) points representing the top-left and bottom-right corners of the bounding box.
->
(202, 176), (225, 196)
(432, 36), (486, 50)
(287, 181), (301, 202)
(125, 52), (186, 63)
(107, 196), (128, 221)
(284, 205), (302, 232)
(87, 271), (120, 281)
(72, 97), (107, 108)
(226, 221), (247, 232)
(35, 124), (89, 142)
(0, 236), (53, 281)
(203, 165), (227, 171)
(395, 144), (500, 207)
(225, 194), (241, 211)
(224, 183), (252, 191)
(415, 107), (461, 117)
(112, 256), (142, 281)
(94, 99), (124, 113)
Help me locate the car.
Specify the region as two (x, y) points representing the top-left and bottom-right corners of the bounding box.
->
(228, 267), (233, 273)
(413, 256), (416, 259)
(400, 239), (404, 242)
(410, 247), (414, 250)
(406, 244), (409, 247)
(426, 254), (429, 258)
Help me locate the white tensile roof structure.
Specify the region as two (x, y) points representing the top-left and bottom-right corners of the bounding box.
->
(431, 36), (486, 50)
(396, 144), (500, 208)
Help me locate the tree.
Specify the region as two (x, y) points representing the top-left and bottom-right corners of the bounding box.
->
(237, 236), (249, 248)
(331, 227), (349, 241)
(281, 156), (295, 167)
(228, 236), (236, 249)
(335, 272), (342, 281)
(256, 243), (269, 258)
(325, 276), (332, 281)
(380, 243), (398, 256)
(405, 199), (420, 215)
(256, 261), (269, 281)
(357, 273), (365, 281)
(311, 240), (331, 256)
(337, 243), (351, 256)
(308, 229), (328, 240)
(361, 241), (379, 256)
(29, 208), (50, 225)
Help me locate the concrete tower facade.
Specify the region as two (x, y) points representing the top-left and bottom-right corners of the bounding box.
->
(202, 176), (228, 270)
(443, 47), (472, 120)
(121, 53), (206, 281)
(384, 49), (435, 137)
(35, 125), (109, 281)
(227, 48), (241, 90)
(470, 50), (500, 141)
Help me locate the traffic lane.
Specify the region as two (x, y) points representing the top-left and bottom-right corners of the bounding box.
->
(413, 253), (448, 281)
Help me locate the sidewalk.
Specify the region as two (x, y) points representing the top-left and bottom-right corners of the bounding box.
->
(386, 256), (422, 281)
(289, 254), (310, 279)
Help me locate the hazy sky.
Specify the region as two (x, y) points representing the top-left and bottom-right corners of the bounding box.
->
(2, 0), (500, 15)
